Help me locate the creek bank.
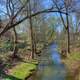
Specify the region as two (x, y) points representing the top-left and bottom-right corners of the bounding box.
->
(27, 43), (68, 80)
(3, 60), (38, 80)
(62, 52), (80, 80)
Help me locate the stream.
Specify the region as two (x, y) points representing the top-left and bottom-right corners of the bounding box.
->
(27, 43), (70, 80)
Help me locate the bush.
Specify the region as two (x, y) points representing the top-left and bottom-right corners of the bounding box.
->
(3, 40), (13, 51)
(0, 40), (27, 53)
(17, 42), (27, 49)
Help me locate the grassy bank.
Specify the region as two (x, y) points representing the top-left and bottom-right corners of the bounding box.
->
(63, 52), (80, 80)
(2, 61), (38, 80)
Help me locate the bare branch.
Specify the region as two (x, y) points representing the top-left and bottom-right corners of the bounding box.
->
(0, 7), (68, 36)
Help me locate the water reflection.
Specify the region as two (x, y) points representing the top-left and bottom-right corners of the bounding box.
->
(50, 44), (61, 64)
(28, 43), (67, 80)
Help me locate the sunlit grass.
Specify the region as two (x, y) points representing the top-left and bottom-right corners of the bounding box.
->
(4, 62), (37, 80)
(10, 63), (36, 79)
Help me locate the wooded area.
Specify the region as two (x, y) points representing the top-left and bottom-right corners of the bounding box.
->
(0, 0), (80, 80)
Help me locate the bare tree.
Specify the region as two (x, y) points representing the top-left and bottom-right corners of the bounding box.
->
(27, 0), (35, 59)
(6, 0), (18, 58)
(0, 1), (67, 36)
(51, 0), (70, 54)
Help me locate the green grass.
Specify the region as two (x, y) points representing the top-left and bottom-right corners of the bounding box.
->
(63, 51), (80, 80)
(69, 52), (80, 60)
(64, 52), (80, 66)
(4, 62), (37, 80)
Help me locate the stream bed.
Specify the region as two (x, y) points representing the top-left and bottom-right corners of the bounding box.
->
(27, 43), (72, 80)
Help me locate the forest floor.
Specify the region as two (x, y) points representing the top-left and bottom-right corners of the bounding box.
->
(0, 53), (38, 80)
(0, 41), (43, 80)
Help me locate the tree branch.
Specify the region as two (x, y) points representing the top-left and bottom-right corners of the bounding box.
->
(0, 8), (68, 36)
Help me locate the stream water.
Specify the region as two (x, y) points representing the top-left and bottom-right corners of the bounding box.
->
(28, 43), (69, 80)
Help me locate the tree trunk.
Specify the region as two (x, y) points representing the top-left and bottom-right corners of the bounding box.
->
(13, 27), (18, 58)
(66, 13), (70, 54)
(29, 20), (34, 59)
(28, 1), (34, 59)
(33, 31), (37, 55)
(67, 27), (70, 53)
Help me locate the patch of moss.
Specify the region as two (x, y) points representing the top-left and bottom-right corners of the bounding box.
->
(4, 62), (37, 80)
